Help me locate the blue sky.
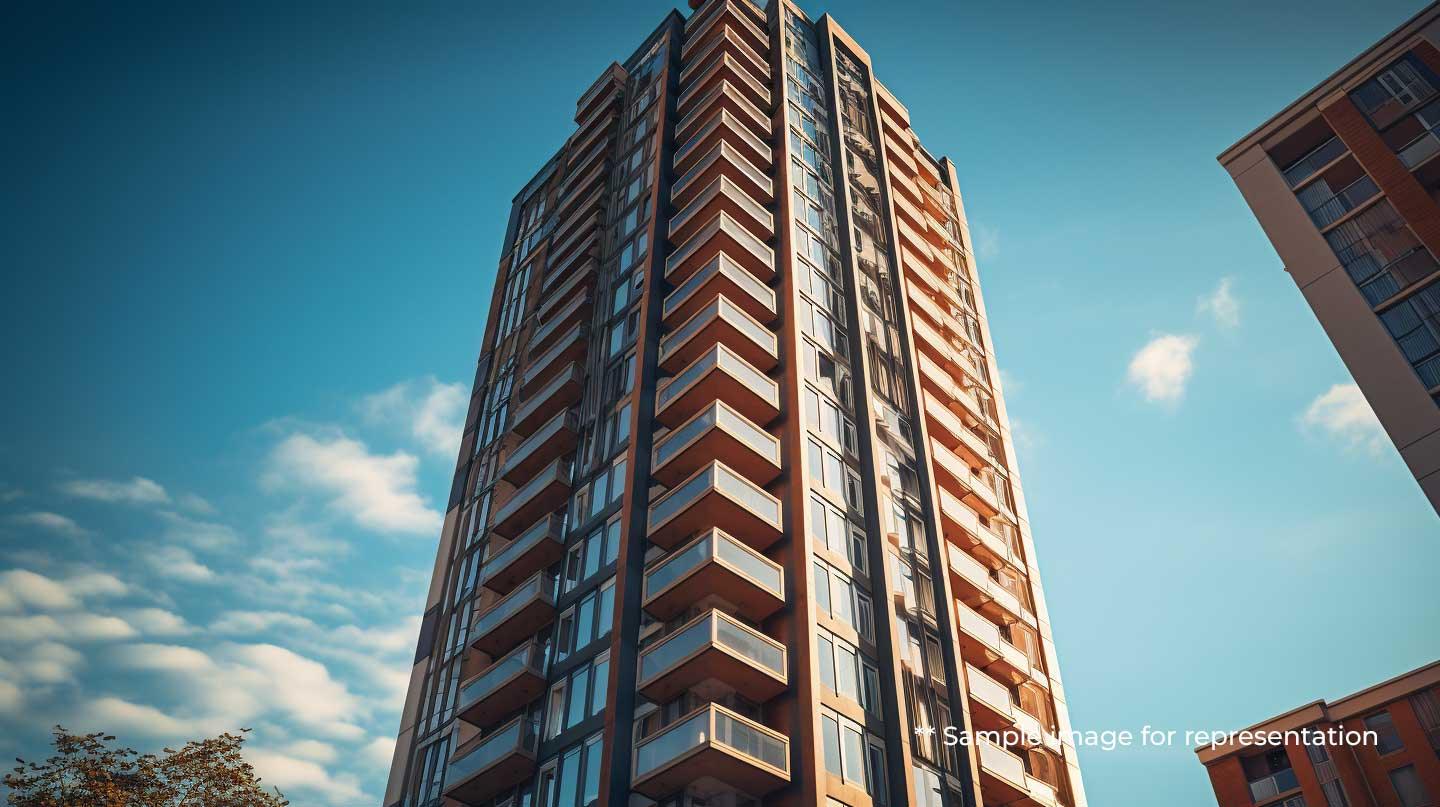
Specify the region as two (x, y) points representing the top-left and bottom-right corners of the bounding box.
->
(1, 0), (1437, 804)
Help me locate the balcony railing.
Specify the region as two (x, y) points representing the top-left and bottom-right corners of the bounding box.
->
(443, 716), (540, 803)
(652, 399), (781, 488)
(681, 0), (768, 63)
(664, 252), (776, 327)
(672, 140), (774, 210)
(519, 323), (587, 399)
(643, 527), (784, 621)
(677, 52), (771, 115)
(976, 737), (1028, 798)
(510, 363), (584, 437)
(498, 411), (580, 486)
(656, 343), (779, 428)
(659, 294), (778, 373)
(647, 460), (782, 550)
(1249, 769), (1300, 802)
(966, 664), (1016, 730)
(1281, 136), (1347, 187)
(665, 211), (775, 286)
(678, 23), (770, 90)
(479, 514), (565, 595)
(1304, 175), (1380, 229)
(632, 703), (789, 798)
(637, 609), (786, 702)
(670, 174), (773, 245)
(471, 572), (557, 657)
(455, 641), (547, 728)
(490, 458), (572, 538)
(1348, 247), (1440, 306)
(674, 109), (772, 176)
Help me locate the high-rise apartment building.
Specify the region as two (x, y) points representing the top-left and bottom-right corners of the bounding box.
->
(383, 2), (1085, 806)
(1219, 2), (1440, 515)
(1195, 661), (1440, 807)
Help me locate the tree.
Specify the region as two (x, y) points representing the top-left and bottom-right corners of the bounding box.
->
(5, 726), (288, 807)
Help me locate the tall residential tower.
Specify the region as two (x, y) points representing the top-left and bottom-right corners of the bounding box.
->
(384, 3), (1085, 806)
(1219, 2), (1440, 515)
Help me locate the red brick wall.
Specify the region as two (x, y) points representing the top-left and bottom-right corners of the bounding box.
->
(1320, 92), (1440, 262)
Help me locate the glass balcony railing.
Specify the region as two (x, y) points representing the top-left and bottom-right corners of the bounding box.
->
(632, 704), (789, 798)
(664, 252), (776, 327)
(510, 363), (583, 437)
(966, 664), (1015, 722)
(675, 80), (771, 149)
(652, 400), (780, 487)
(669, 175), (773, 243)
(1304, 175), (1380, 229)
(520, 324), (587, 396)
(1281, 137), (1347, 187)
(471, 572), (557, 656)
(498, 411), (579, 485)
(976, 737), (1027, 789)
(647, 460), (782, 550)
(674, 109), (771, 176)
(643, 528), (783, 618)
(479, 514), (564, 594)
(681, 1), (768, 66)
(659, 296), (777, 375)
(677, 53), (771, 115)
(666, 210), (775, 286)
(491, 459), (572, 538)
(1249, 769), (1301, 802)
(678, 24), (769, 92)
(639, 609), (784, 683)
(456, 641), (546, 728)
(655, 344), (779, 428)
(443, 717), (540, 802)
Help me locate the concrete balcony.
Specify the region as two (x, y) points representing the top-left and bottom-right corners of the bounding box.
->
(643, 527), (784, 622)
(682, 0), (768, 63)
(455, 641), (547, 729)
(885, 131), (917, 176)
(510, 363), (583, 438)
(976, 737), (1030, 805)
(679, 51), (771, 115)
(896, 218), (935, 268)
(892, 184), (926, 232)
(947, 541), (995, 610)
(987, 632), (1037, 686)
(888, 163), (923, 209)
(670, 174), (773, 245)
(966, 664), (1017, 733)
(574, 63), (626, 125)
(647, 460), (782, 551)
(498, 411), (579, 486)
(656, 343), (779, 428)
(666, 212), (775, 287)
(632, 704), (789, 799)
(954, 599), (1003, 668)
(546, 229), (601, 283)
(528, 291), (591, 359)
(549, 206), (604, 269)
(679, 22), (770, 90)
(923, 392), (994, 472)
(675, 109), (772, 177)
(659, 294), (777, 374)
(479, 514), (565, 595)
(1021, 776), (1061, 807)
(490, 458), (572, 539)
(937, 486), (1012, 571)
(470, 572), (557, 657)
(637, 609), (786, 703)
(672, 141), (773, 211)
(518, 324), (587, 400)
(917, 152), (942, 185)
(536, 257), (597, 316)
(675, 80), (771, 144)
(443, 716), (540, 804)
(664, 252), (776, 328)
(652, 399), (781, 488)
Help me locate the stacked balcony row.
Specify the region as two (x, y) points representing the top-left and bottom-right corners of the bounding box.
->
(629, 1), (790, 800)
(444, 64), (628, 807)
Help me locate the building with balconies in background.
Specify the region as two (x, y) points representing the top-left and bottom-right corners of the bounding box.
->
(383, 2), (1087, 806)
(1219, 1), (1440, 516)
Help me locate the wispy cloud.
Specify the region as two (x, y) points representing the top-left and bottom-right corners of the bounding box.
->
(8, 511), (88, 538)
(60, 476), (169, 505)
(1299, 383), (1388, 455)
(145, 545), (216, 583)
(359, 376), (467, 457)
(972, 222), (1000, 260)
(264, 431), (441, 535)
(1127, 334), (1199, 405)
(1197, 277), (1240, 330)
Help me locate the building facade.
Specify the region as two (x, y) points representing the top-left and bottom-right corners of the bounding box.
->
(1196, 661), (1440, 807)
(1219, 2), (1440, 516)
(383, 2), (1085, 806)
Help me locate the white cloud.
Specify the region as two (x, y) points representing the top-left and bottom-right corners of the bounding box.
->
(1197, 277), (1241, 330)
(282, 739), (338, 764)
(13, 642), (84, 684)
(361, 736), (395, 768)
(8, 511), (89, 537)
(0, 679), (21, 713)
(1127, 334), (1199, 404)
(156, 511), (239, 551)
(211, 610), (320, 635)
(122, 607), (195, 637)
(88, 696), (198, 737)
(265, 432), (440, 535)
(359, 377), (468, 457)
(176, 493), (216, 515)
(246, 749), (366, 805)
(0, 569), (127, 612)
(106, 642), (367, 741)
(1300, 383), (1388, 455)
(146, 545), (216, 583)
(0, 613), (137, 643)
(60, 476), (169, 505)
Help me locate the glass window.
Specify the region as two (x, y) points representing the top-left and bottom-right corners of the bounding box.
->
(1390, 765), (1430, 807)
(1365, 711), (1405, 754)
